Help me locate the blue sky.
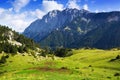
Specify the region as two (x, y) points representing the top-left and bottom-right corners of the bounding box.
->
(0, 0), (120, 32)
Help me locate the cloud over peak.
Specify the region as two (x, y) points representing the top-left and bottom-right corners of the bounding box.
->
(42, 0), (64, 13)
(83, 4), (88, 10)
(0, 0), (89, 32)
(67, 0), (80, 9)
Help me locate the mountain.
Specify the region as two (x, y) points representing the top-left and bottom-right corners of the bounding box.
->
(74, 21), (120, 49)
(23, 8), (120, 49)
(23, 9), (89, 41)
(0, 25), (39, 53)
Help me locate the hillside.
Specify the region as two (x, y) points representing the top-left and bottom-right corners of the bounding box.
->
(71, 21), (120, 49)
(0, 49), (120, 80)
(0, 25), (39, 53)
(23, 9), (120, 49)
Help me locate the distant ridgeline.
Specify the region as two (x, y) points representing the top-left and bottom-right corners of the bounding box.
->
(0, 25), (39, 54)
(23, 8), (120, 49)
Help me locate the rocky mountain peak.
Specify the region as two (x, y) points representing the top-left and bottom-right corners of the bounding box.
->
(43, 10), (60, 19)
(23, 9), (120, 49)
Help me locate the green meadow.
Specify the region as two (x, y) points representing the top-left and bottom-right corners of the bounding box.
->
(0, 49), (120, 80)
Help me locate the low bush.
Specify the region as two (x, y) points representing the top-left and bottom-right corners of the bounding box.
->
(109, 55), (120, 62)
(114, 73), (120, 76)
(0, 55), (8, 64)
(55, 48), (73, 57)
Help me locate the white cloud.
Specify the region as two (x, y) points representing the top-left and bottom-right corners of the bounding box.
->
(0, 8), (5, 15)
(0, 8), (33, 32)
(67, 0), (80, 9)
(83, 4), (88, 10)
(30, 9), (45, 19)
(0, 7), (47, 32)
(13, 0), (30, 12)
(42, 0), (64, 12)
(102, 10), (105, 12)
(0, 0), (80, 33)
(95, 10), (99, 13)
(0, 0), (64, 32)
(10, 20), (29, 32)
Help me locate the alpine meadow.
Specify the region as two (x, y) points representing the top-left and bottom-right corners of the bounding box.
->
(0, 0), (120, 80)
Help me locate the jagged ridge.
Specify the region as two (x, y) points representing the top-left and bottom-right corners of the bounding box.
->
(23, 8), (120, 49)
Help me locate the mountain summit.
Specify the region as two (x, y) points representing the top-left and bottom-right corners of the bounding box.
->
(23, 8), (120, 49)
(23, 9), (89, 41)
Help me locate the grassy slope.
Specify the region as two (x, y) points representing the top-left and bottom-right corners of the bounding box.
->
(0, 49), (120, 80)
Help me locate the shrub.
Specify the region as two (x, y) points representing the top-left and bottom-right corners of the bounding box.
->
(55, 48), (73, 57)
(114, 73), (120, 76)
(31, 51), (36, 58)
(109, 55), (120, 62)
(61, 67), (68, 70)
(75, 67), (79, 69)
(88, 65), (92, 67)
(18, 46), (24, 53)
(0, 56), (7, 64)
(116, 55), (120, 59)
(5, 55), (9, 58)
(40, 50), (47, 57)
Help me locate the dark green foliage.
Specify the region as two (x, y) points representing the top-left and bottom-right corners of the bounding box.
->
(45, 47), (55, 55)
(40, 47), (54, 57)
(5, 55), (9, 58)
(17, 46), (24, 53)
(55, 48), (73, 57)
(114, 73), (120, 76)
(39, 47), (73, 57)
(88, 65), (92, 67)
(9, 45), (18, 53)
(16, 34), (39, 50)
(0, 47), (2, 53)
(0, 42), (17, 54)
(0, 55), (9, 64)
(44, 47), (51, 54)
(60, 66), (68, 70)
(0, 56), (6, 64)
(17, 46), (29, 53)
(109, 55), (120, 62)
(23, 47), (29, 53)
(0, 25), (11, 41)
(30, 51), (36, 58)
(40, 50), (47, 57)
(0, 25), (39, 54)
(116, 55), (120, 59)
